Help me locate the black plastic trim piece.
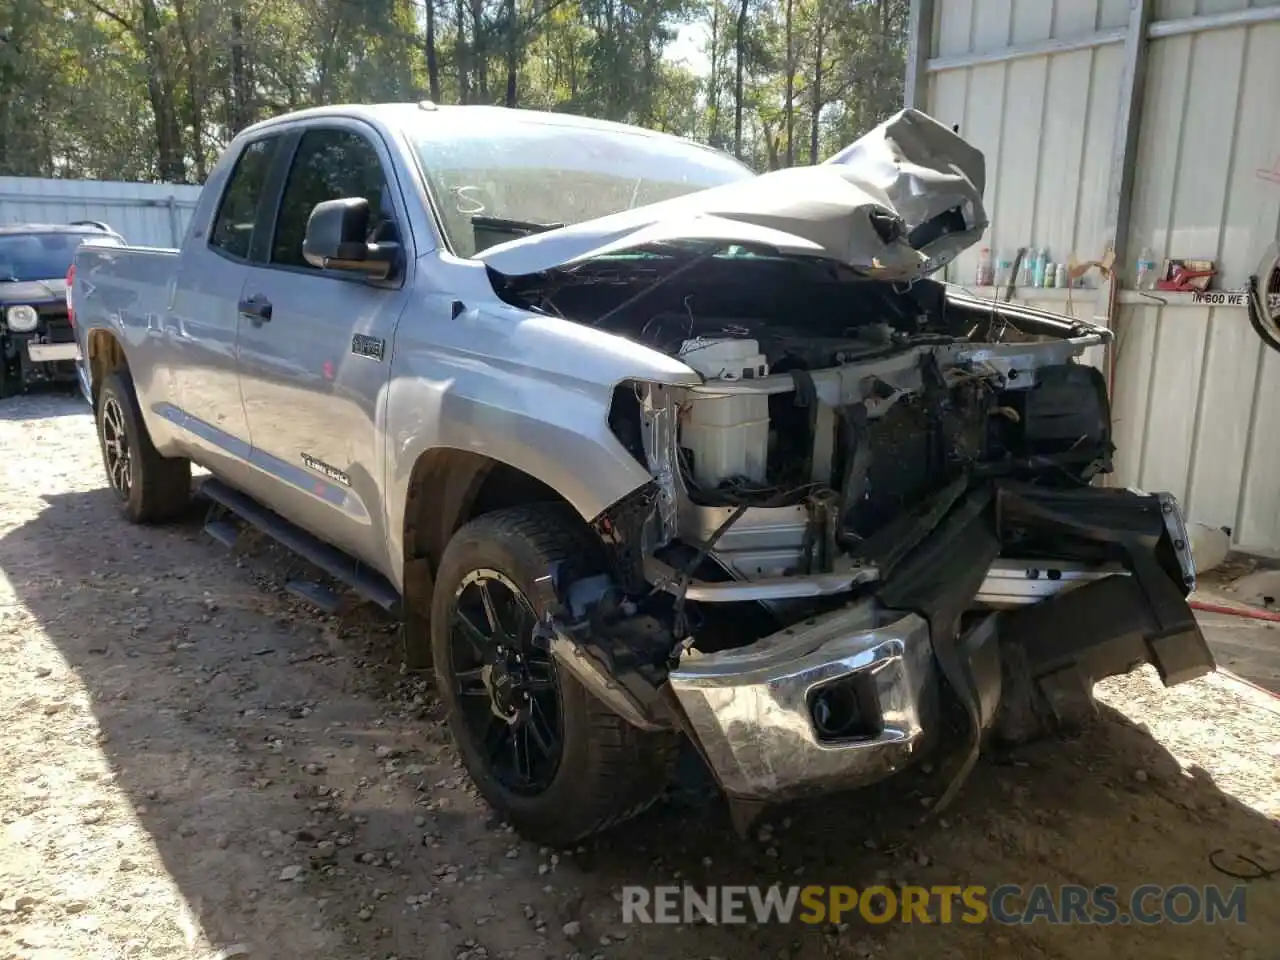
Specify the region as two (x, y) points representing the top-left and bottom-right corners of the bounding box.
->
(198, 477), (401, 613)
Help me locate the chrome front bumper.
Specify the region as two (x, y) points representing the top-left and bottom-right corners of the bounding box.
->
(668, 602), (937, 802)
(665, 557), (1139, 802)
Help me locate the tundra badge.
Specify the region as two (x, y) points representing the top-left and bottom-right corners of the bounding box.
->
(301, 453), (352, 487)
(351, 334), (385, 361)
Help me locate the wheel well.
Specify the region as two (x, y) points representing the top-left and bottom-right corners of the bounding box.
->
(403, 449), (569, 569)
(86, 329), (127, 406)
(400, 448), (576, 666)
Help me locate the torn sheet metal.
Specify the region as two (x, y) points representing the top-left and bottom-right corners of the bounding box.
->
(477, 109), (988, 282)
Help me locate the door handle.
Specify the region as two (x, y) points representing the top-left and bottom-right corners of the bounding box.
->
(238, 294), (272, 323)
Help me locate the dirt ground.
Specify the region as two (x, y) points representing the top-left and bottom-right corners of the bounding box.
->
(1, 391), (1278, 960)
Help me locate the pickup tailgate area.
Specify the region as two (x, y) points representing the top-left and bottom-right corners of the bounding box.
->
(72, 245), (181, 406)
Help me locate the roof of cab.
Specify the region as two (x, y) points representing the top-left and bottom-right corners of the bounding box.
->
(237, 102), (727, 158)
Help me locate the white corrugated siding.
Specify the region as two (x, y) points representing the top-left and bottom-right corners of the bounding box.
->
(926, 0), (1280, 554)
(1115, 3), (1280, 554)
(928, 0), (1133, 291)
(0, 177), (202, 248)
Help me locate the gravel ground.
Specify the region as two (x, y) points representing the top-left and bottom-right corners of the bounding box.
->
(1, 391), (1277, 960)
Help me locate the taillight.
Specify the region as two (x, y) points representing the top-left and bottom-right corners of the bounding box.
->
(65, 263), (75, 328)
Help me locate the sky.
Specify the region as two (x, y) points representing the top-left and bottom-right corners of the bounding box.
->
(665, 21), (712, 77)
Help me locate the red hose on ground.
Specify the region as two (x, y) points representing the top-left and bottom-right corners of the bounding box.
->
(1190, 599), (1280, 622)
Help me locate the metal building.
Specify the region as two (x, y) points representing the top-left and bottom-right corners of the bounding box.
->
(907, 0), (1280, 555)
(0, 176), (202, 249)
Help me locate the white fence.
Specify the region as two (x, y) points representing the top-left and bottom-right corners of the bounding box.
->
(0, 176), (203, 249)
(911, 0), (1280, 555)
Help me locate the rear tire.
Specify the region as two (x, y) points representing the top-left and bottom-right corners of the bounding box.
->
(96, 369), (192, 523)
(430, 503), (678, 846)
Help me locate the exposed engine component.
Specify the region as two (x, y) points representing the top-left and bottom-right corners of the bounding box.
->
(675, 337), (770, 489)
(608, 300), (1117, 621)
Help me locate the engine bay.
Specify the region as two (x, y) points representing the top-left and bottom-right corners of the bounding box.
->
(659, 321), (1114, 525)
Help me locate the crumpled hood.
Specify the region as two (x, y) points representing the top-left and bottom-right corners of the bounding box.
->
(477, 108), (988, 280)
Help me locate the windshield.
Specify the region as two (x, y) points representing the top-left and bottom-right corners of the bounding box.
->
(409, 116), (754, 257)
(0, 233), (121, 282)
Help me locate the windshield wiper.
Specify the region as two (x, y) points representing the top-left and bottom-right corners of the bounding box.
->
(471, 215), (565, 238)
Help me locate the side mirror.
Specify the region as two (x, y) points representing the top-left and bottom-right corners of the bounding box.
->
(303, 197), (398, 280)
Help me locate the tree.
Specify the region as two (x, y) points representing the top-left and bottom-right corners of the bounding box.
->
(0, 0), (911, 183)
(425, 0), (442, 102)
(733, 0), (747, 158)
(783, 0), (794, 166)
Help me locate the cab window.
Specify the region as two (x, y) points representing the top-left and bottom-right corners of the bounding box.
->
(209, 136), (280, 261)
(270, 128), (399, 270)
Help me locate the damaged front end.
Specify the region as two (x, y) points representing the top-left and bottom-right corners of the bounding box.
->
(530, 317), (1210, 810)
(499, 110), (1213, 812)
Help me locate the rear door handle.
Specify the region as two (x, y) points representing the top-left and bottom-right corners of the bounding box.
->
(238, 294), (272, 323)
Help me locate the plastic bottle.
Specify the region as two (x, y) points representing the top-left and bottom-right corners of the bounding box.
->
(996, 254), (1013, 287)
(1018, 250), (1034, 287)
(1055, 263), (1069, 289)
(1032, 248), (1049, 288)
(1137, 248), (1157, 290)
(1044, 262), (1057, 288)
(976, 247), (994, 287)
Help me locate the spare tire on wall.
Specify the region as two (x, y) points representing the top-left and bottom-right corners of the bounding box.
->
(1248, 243), (1280, 353)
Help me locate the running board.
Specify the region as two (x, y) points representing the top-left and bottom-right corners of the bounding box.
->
(203, 501), (240, 548)
(197, 478), (401, 615)
(285, 579), (344, 615)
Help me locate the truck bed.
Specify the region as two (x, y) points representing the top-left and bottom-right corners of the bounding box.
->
(73, 244), (182, 406)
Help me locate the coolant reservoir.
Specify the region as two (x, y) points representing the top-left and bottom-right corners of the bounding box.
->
(678, 338), (771, 489)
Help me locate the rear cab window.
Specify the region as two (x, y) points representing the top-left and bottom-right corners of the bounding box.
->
(210, 137), (281, 261)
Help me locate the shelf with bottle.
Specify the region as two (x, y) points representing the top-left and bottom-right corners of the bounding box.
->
(983, 246), (1082, 292)
(955, 280), (1099, 303)
(1115, 288), (1255, 308)
(955, 286), (1253, 308)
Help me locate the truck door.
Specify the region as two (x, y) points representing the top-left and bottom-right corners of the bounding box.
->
(167, 133), (283, 490)
(236, 121), (413, 575)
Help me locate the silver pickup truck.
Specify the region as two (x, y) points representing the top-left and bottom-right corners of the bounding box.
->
(72, 102), (1213, 845)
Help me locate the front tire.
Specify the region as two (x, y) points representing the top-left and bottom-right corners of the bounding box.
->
(97, 369), (192, 523)
(430, 503), (678, 846)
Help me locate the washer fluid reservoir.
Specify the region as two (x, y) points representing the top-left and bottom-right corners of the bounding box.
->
(677, 338), (770, 489)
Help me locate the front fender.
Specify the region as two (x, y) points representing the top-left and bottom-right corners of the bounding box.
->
(384, 387), (654, 591)
(383, 298), (700, 587)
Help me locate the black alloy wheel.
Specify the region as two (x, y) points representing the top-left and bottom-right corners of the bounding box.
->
(429, 504), (679, 845)
(99, 394), (133, 498)
(95, 368), (192, 524)
(448, 568), (563, 794)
